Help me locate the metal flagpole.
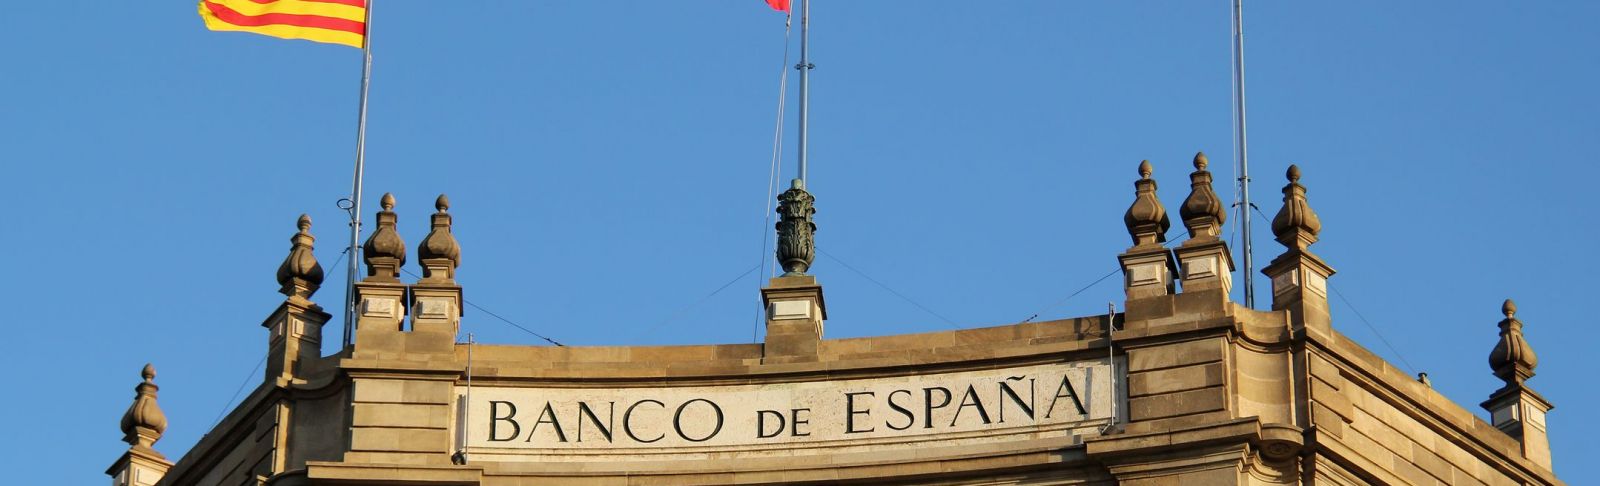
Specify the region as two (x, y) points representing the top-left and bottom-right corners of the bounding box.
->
(343, 0), (375, 348)
(796, 0), (812, 183)
(1231, 0), (1255, 308)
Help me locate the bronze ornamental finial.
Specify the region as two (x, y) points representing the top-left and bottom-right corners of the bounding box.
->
(276, 214), (324, 299)
(1124, 160), (1170, 246)
(775, 178), (817, 276)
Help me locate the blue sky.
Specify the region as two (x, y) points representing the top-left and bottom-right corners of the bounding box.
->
(2, 1), (1596, 482)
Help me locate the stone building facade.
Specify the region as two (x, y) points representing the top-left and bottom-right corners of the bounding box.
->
(108, 156), (1563, 485)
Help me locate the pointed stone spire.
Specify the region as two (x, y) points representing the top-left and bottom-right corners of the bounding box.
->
(275, 214), (324, 301)
(120, 364), (167, 449)
(362, 193), (407, 281)
(1481, 298), (1554, 470)
(1270, 165), (1322, 251)
(1489, 299), (1539, 387)
(418, 194), (461, 282)
(1123, 160), (1170, 246)
(776, 178), (817, 276)
(1179, 152), (1227, 239)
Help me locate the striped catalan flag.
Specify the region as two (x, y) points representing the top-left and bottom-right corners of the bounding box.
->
(198, 0), (367, 48)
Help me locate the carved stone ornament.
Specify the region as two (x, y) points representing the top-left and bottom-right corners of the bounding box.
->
(1270, 165), (1322, 251)
(120, 363), (168, 449)
(1123, 160), (1171, 246)
(1179, 152), (1227, 239)
(1489, 299), (1539, 386)
(775, 178), (817, 276)
(276, 214), (324, 299)
(362, 193), (407, 279)
(418, 194), (461, 280)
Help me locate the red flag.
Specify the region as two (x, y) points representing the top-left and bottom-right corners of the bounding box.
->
(766, 0), (790, 13)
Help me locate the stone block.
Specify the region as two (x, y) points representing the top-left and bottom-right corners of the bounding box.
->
(406, 330), (457, 354)
(1128, 362), (1223, 398)
(1409, 443), (1453, 483)
(1312, 379), (1353, 420)
(1171, 288), (1230, 320)
(1123, 295), (1176, 323)
(1308, 353), (1344, 389)
(351, 402), (451, 429)
(1311, 403), (1345, 438)
(351, 379), (406, 403)
(1127, 386), (1226, 420)
(1127, 338), (1222, 372)
(1391, 453), (1437, 486)
(349, 427), (449, 453)
(352, 379), (453, 405)
(1450, 466), (1489, 486)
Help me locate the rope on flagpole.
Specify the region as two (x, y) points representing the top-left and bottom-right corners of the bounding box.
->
(753, 13), (794, 343)
(342, 0), (375, 348)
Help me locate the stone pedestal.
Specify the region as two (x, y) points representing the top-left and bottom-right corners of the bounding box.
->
(761, 275), (827, 364)
(1118, 246), (1177, 301)
(352, 281), (408, 359)
(1483, 387), (1554, 470)
(343, 279), (462, 467)
(262, 297), (330, 383)
(1261, 249), (1335, 338)
(409, 281), (463, 355)
(106, 448), (171, 486)
(1175, 238), (1234, 297)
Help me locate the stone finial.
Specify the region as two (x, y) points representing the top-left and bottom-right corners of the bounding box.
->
(275, 214), (325, 300)
(1179, 152), (1227, 239)
(418, 194), (462, 281)
(775, 178), (817, 276)
(119, 364), (168, 449)
(1489, 298), (1539, 386)
(1123, 160), (1171, 246)
(1269, 164), (1322, 251)
(362, 193), (407, 280)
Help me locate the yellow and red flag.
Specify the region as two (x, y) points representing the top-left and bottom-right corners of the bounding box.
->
(199, 0), (367, 48)
(766, 0), (791, 14)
